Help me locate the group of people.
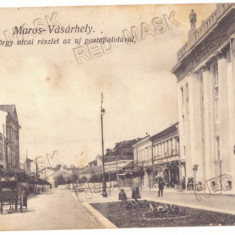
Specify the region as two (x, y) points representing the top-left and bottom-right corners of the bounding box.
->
(181, 176), (195, 190)
(118, 177), (166, 201)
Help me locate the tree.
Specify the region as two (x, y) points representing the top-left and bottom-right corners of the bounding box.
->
(105, 148), (113, 156)
(55, 164), (61, 170)
(90, 174), (99, 183)
(79, 176), (87, 184)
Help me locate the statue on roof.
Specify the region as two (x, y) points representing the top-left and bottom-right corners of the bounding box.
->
(189, 9), (197, 29)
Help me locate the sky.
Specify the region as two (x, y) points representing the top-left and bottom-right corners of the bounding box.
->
(0, 4), (216, 167)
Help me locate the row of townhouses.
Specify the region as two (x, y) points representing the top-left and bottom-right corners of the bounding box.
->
(133, 123), (180, 189)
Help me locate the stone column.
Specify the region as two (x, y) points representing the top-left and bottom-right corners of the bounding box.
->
(201, 65), (214, 180)
(188, 72), (204, 182)
(229, 38), (235, 188)
(177, 82), (186, 171)
(217, 52), (231, 176)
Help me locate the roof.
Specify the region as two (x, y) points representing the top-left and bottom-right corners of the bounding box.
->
(79, 160), (133, 175)
(132, 135), (150, 148)
(51, 168), (72, 179)
(150, 122), (179, 142)
(0, 105), (20, 127)
(0, 111), (7, 128)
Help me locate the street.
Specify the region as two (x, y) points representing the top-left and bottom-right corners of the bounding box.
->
(0, 188), (106, 231)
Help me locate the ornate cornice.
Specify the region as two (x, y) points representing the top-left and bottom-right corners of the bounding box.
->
(216, 50), (227, 60)
(200, 63), (210, 72)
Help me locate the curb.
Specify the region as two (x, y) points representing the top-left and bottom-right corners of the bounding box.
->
(82, 202), (117, 229)
(144, 197), (235, 216)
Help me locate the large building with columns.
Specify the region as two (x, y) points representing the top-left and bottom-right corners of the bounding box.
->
(172, 3), (235, 190)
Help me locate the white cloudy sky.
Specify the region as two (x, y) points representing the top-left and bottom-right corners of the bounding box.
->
(0, 4), (215, 167)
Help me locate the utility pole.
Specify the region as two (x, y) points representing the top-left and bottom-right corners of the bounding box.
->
(101, 93), (107, 197)
(26, 149), (28, 174)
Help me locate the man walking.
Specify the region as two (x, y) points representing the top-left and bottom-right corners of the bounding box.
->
(158, 178), (165, 197)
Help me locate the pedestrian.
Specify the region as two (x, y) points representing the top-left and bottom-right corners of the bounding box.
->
(132, 186), (141, 202)
(182, 176), (186, 190)
(22, 187), (29, 208)
(119, 189), (127, 201)
(187, 177), (194, 190)
(158, 178), (165, 197)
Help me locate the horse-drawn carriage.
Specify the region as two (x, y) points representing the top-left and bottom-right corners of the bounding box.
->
(0, 179), (27, 214)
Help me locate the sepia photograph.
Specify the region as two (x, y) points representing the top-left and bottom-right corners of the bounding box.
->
(0, 1), (235, 231)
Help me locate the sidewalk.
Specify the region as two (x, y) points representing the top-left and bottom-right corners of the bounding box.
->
(81, 187), (235, 216)
(142, 190), (235, 216)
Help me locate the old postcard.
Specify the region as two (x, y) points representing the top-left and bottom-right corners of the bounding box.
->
(0, 2), (235, 231)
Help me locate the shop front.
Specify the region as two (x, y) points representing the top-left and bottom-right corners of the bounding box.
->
(153, 160), (183, 189)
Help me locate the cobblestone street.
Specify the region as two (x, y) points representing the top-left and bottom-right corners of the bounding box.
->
(0, 189), (107, 231)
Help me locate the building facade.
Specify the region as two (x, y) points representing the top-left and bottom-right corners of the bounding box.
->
(172, 4), (235, 190)
(0, 105), (21, 171)
(132, 135), (152, 188)
(133, 124), (180, 189)
(0, 111), (7, 169)
(150, 123), (180, 187)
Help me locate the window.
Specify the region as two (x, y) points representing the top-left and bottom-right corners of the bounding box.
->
(157, 144), (160, 158)
(166, 141), (169, 156)
(182, 115), (185, 135)
(181, 86), (184, 108)
(213, 63), (219, 121)
(215, 98), (219, 121)
(185, 83), (189, 102)
(169, 139), (172, 155)
(213, 63), (218, 86)
(215, 137), (220, 161)
(159, 143), (162, 157)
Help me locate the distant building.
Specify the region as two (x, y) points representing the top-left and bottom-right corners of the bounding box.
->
(172, 4), (235, 189)
(96, 155), (102, 166)
(48, 168), (72, 187)
(79, 159), (133, 182)
(0, 105), (21, 171)
(88, 159), (97, 167)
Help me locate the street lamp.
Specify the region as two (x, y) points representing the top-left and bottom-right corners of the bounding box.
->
(101, 93), (107, 197)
